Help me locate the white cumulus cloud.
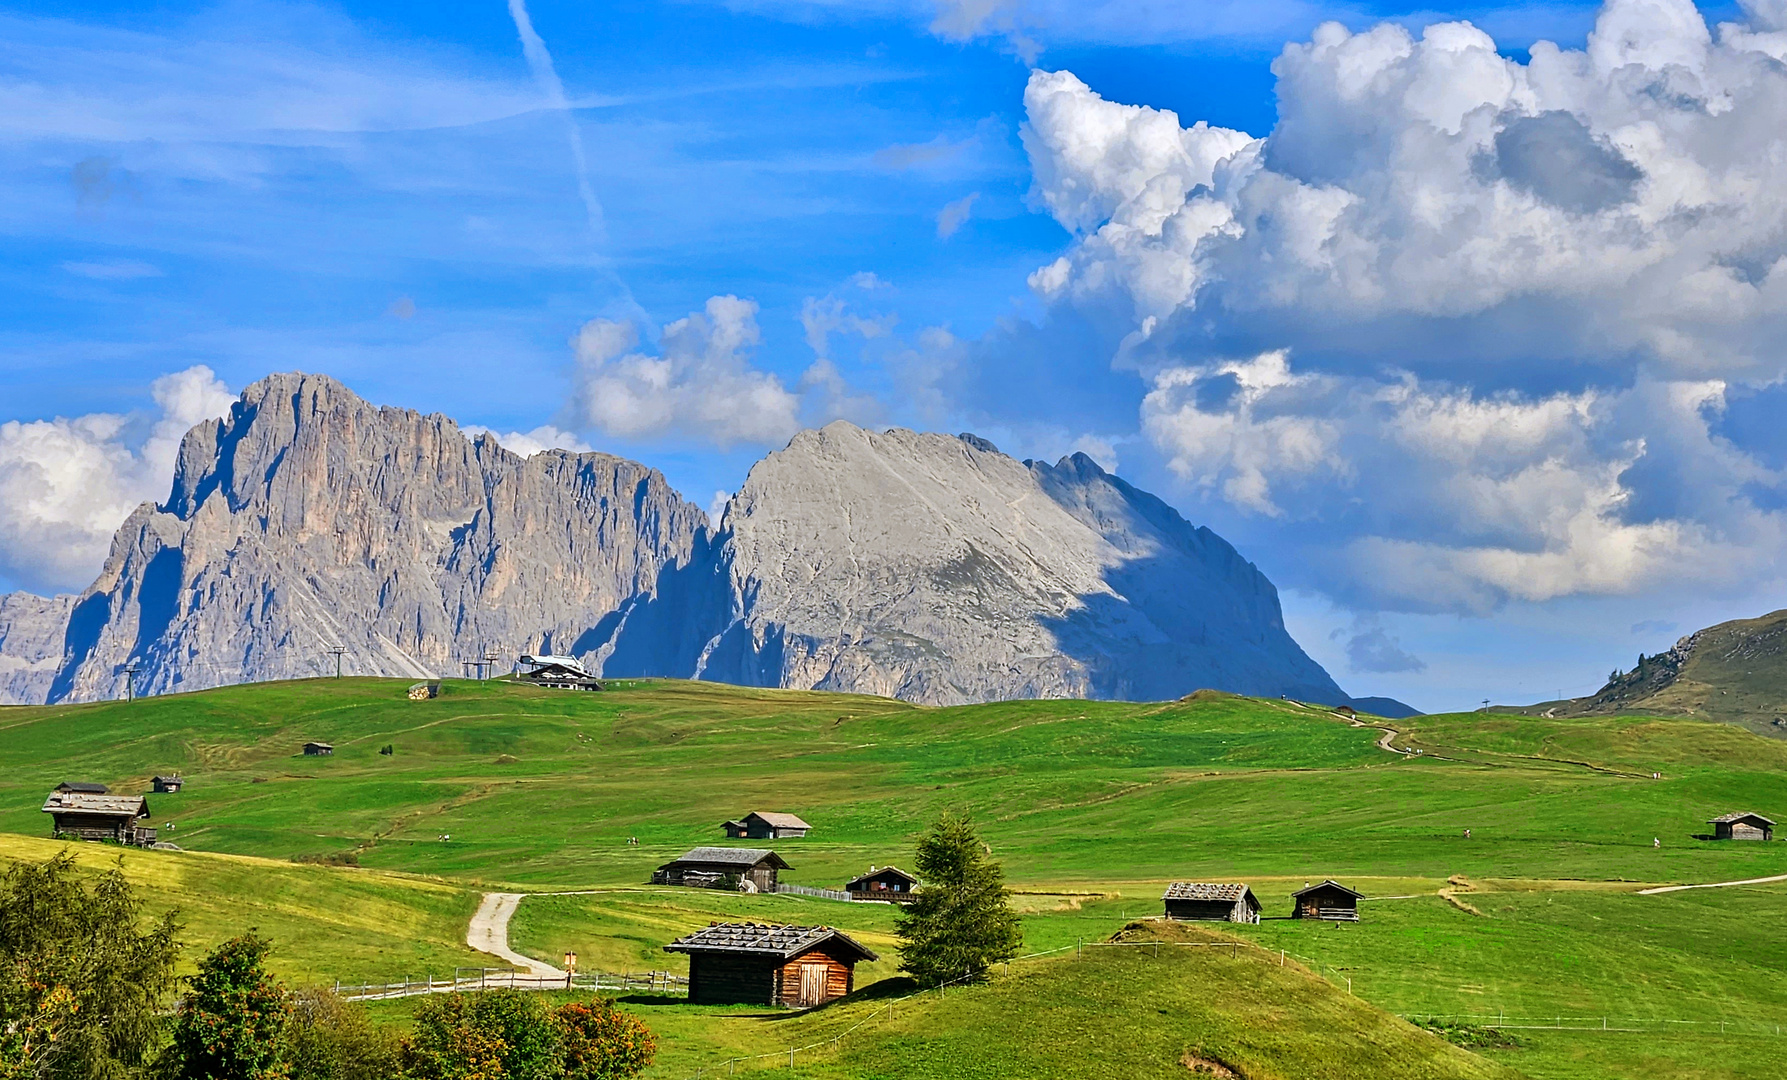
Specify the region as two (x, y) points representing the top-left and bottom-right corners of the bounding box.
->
(566, 296), (803, 449)
(1022, 2), (1787, 373)
(0, 365), (234, 594)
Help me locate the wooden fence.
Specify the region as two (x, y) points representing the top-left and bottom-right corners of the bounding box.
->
(336, 967), (687, 1002)
(773, 883), (853, 901)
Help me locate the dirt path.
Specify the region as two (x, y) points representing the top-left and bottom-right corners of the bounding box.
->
(466, 893), (564, 976)
(1637, 873), (1787, 895)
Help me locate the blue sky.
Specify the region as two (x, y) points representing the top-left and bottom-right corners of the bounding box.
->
(2, 0), (1783, 712)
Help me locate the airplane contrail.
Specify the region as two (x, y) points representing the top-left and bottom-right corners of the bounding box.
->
(506, 0), (606, 239)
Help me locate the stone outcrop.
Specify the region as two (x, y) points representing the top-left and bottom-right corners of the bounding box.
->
(0, 592), (75, 705)
(6, 375), (1390, 712)
(40, 372), (707, 702)
(601, 423), (1353, 707)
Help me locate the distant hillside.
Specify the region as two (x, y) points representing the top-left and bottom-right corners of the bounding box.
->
(1559, 608), (1787, 738)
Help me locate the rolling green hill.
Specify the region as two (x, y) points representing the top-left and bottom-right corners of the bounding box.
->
(1546, 608), (1787, 739)
(4, 676), (1787, 1079)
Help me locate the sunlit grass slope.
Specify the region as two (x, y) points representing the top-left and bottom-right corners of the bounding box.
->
(0, 833), (485, 980)
(3, 677), (1786, 888)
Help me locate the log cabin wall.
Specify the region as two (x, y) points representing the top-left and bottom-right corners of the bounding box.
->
(1166, 898), (1238, 921)
(774, 947), (853, 1006)
(687, 954), (779, 1005)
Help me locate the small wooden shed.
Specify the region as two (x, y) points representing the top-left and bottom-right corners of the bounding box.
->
(1292, 880), (1363, 921)
(42, 791), (156, 846)
(845, 866), (919, 903)
(664, 922), (877, 1007)
(303, 742), (334, 756)
(1709, 812), (1774, 841)
(652, 847), (790, 892)
(1162, 882), (1261, 923)
(721, 811), (812, 839)
(152, 775), (183, 793)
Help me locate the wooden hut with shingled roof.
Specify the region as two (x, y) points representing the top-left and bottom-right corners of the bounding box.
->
(664, 922), (877, 1007)
(1709, 812), (1774, 841)
(652, 847), (790, 892)
(1161, 882), (1261, 923)
(1292, 880), (1363, 921)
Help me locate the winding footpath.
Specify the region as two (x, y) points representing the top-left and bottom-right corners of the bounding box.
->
(467, 892), (564, 977)
(1637, 873), (1787, 896)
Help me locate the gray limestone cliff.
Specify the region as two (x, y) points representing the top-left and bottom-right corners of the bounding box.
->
(0, 592), (75, 705)
(41, 372), (708, 702)
(5, 377), (1390, 712)
(600, 422), (1354, 707)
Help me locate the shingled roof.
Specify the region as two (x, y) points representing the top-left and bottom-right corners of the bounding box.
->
(1162, 882), (1256, 902)
(665, 847), (792, 869)
(1291, 879), (1363, 899)
(663, 922), (878, 962)
(41, 792), (150, 818)
(743, 811), (811, 829)
(1710, 811), (1776, 825)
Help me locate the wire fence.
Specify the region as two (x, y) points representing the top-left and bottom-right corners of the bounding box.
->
(336, 967), (686, 1002)
(1402, 1013), (1787, 1038)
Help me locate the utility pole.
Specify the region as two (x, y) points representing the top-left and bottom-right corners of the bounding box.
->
(122, 664), (139, 702)
(326, 646), (346, 679)
(1481, 698), (1491, 711)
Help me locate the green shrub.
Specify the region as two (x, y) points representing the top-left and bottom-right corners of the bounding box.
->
(286, 988), (399, 1080)
(164, 932), (291, 1080)
(400, 991), (560, 1080)
(0, 854), (181, 1080)
(553, 999), (656, 1080)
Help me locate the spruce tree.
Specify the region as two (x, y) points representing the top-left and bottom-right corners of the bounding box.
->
(896, 813), (1022, 986)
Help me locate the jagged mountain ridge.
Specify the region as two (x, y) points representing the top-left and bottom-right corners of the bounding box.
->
(601, 423), (1353, 706)
(0, 373), (1409, 714)
(34, 372), (708, 702)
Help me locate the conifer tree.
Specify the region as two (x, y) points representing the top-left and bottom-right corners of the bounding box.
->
(895, 813), (1022, 986)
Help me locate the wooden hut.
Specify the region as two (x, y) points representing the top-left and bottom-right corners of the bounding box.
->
(844, 866), (920, 903)
(1709, 812), (1774, 841)
(720, 811), (812, 839)
(1291, 880), (1363, 921)
(54, 781), (108, 794)
(1161, 882), (1261, 923)
(664, 922), (877, 1007)
(303, 742), (334, 756)
(41, 791), (155, 846)
(152, 775), (183, 793)
(652, 847), (790, 892)
(517, 654), (603, 691)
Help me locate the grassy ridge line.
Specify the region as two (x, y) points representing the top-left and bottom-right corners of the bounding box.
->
(5, 678), (1786, 888)
(0, 833), (489, 980)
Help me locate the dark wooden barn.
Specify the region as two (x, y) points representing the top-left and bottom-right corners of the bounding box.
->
(1709, 812), (1774, 841)
(1292, 880), (1363, 921)
(303, 742), (334, 756)
(517, 654), (603, 691)
(652, 847), (790, 892)
(720, 811), (812, 839)
(41, 791), (156, 846)
(1161, 882), (1261, 923)
(844, 866), (919, 903)
(152, 775), (183, 793)
(664, 922), (877, 1007)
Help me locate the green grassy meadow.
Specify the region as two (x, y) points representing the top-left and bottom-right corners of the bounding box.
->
(4, 676), (1787, 1078)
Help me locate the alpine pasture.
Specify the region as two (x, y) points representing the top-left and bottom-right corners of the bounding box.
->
(2, 676), (1784, 1079)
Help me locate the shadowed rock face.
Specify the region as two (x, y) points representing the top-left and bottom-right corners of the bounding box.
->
(5, 378), (1370, 710)
(37, 372), (709, 703)
(602, 423), (1351, 707)
(0, 593), (75, 705)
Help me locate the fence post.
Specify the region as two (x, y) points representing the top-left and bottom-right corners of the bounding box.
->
(790, 1049), (795, 1067)
(1281, 949), (1285, 966)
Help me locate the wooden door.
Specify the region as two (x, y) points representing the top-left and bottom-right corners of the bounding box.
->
(797, 963), (828, 1006)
